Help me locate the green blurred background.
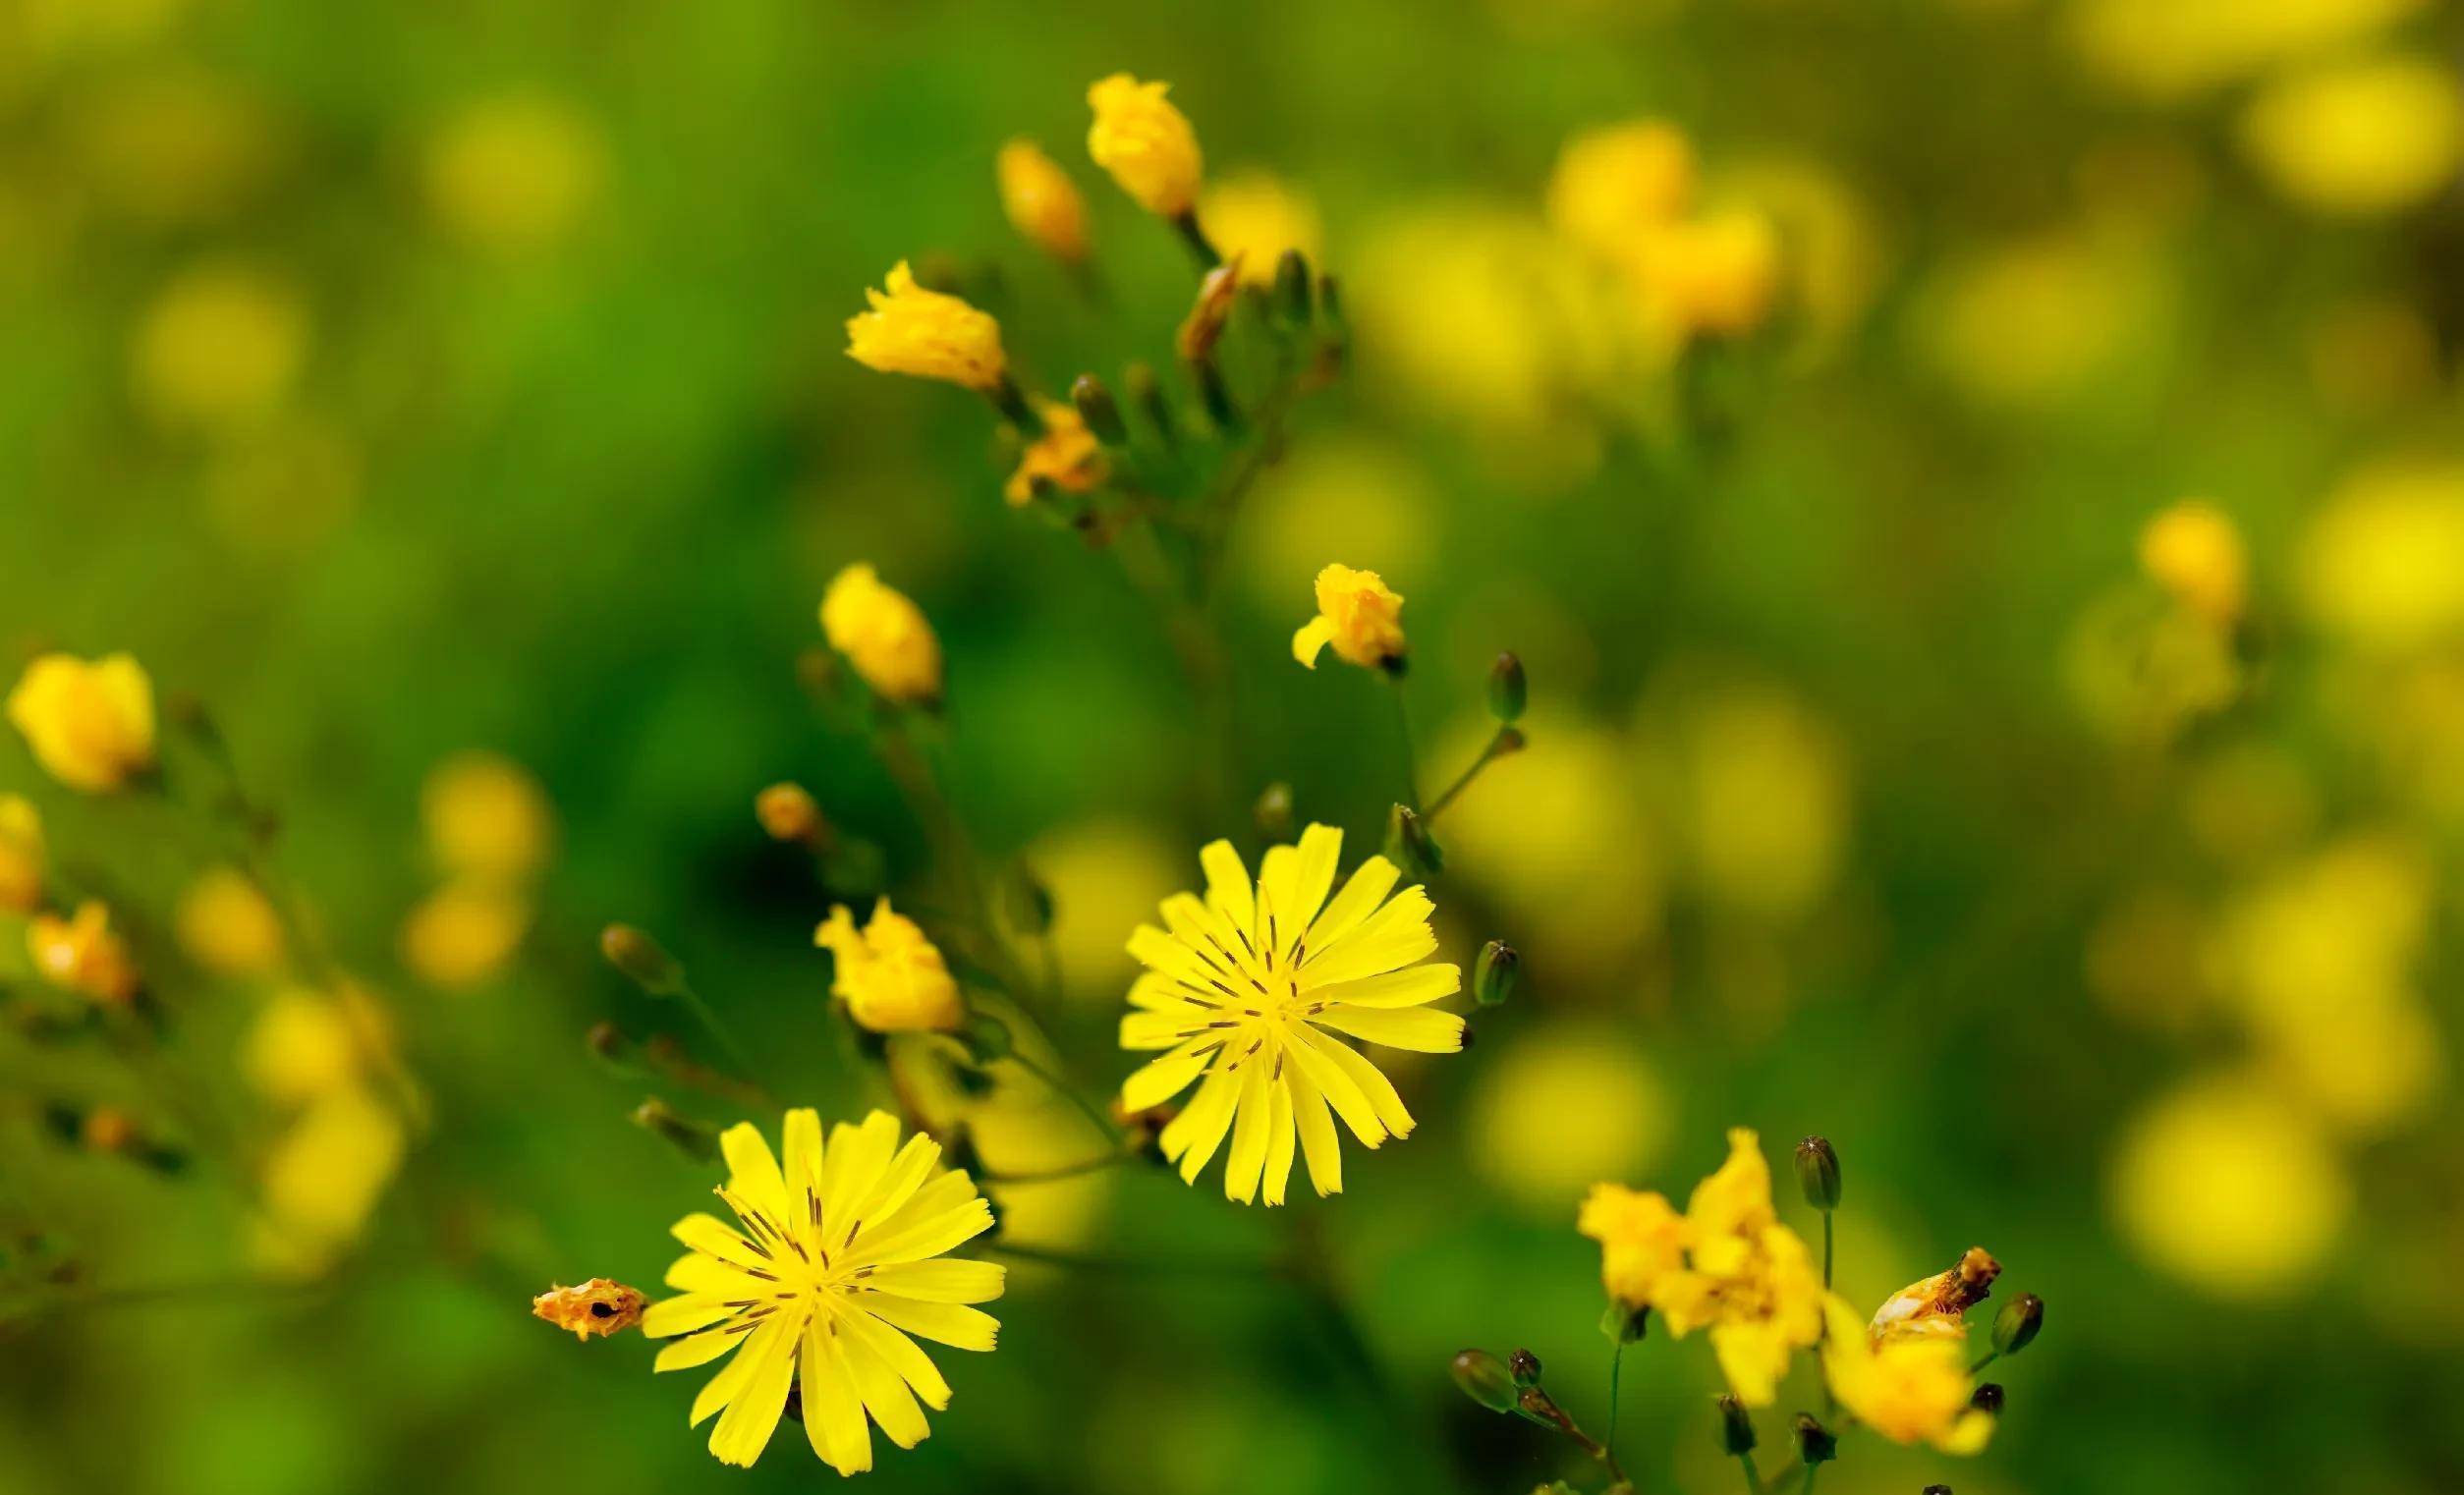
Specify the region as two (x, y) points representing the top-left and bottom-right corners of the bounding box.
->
(6, 0), (2464, 1490)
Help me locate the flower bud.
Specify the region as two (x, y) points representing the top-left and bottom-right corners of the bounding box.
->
(1273, 249), (1312, 327)
(1792, 1413), (1837, 1465)
(1124, 360), (1175, 448)
(1384, 803), (1443, 879)
(1488, 652), (1527, 723)
(1508, 1348), (1542, 1388)
(631, 1096), (717, 1163)
(1598, 1301), (1646, 1343)
(1071, 374), (1129, 445)
(1991, 1293), (2043, 1357)
(1794, 1135), (1841, 1212)
(1473, 940), (1520, 1008)
(1450, 1349), (1518, 1413)
(600, 923), (685, 998)
(585, 1020), (639, 1073)
(1970, 1382), (2005, 1416)
(1253, 781), (1295, 842)
(1177, 260), (1242, 365)
(1714, 1394), (1757, 1456)
(755, 782), (822, 844)
(1003, 861), (1055, 937)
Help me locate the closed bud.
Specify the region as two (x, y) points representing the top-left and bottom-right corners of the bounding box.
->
(1991, 1293), (2043, 1356)
(1488, 652), (1528, 723)
(1971, 1383), (2005, 1416)
(1254, 781), (1295, 841)
(586, 1021), (638, 1073)
(1003, 861), (1055, 937)
(1071, 374), (1128, 445)
(631, 1096), (718, 1163)
(600, 924), (685, 998)
(755, 782), (822, 844)
(1384, 803), (1443, 878)
(1317, 272), (1346, 332)
(1124, 360), (1175, 447)
(1177, 260), (1242, 364)
(1273, 249), (1313, 327)
(1714, 1394), (1757, 1456)
(1794, 1135), (1841, 1212)
(1474, 940), (1520, 1007)
(1598, 1300), (1646, 1343)
(1450, 1349), (1518, 1413)
(1509, 1347), (1542, 1388)
(1792, 1413), (1837, 1465)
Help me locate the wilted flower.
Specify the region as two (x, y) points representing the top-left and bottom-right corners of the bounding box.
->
(0, 794), (43, 912)
(28, 901), (141, 1005)
(532, 1278), (647, 1341)
(844, 262), (1006, 391)
(819, 564), (943, 705)
(1005, 397), (1107, 507)
(1819, 1295), (1994, 1454)
(815, 898), (964, 1034)
(644, 1109), (1004, 1471)
(6, 652), (157, 793)
(996, 138), (1090, 262)
(1870, 1247), (2000, 1345)
(1117, 824), (1464, 1203)
(1291, 563), (1407, 671)
(1087, 74), (1203, 217)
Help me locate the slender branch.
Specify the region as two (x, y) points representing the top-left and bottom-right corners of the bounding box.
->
(1424, 726), (1515, 823)
(1606, 1341), (1626, 1468)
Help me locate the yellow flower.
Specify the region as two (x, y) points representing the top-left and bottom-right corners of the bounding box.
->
(2109, 1073), (2351, 1298)
(1116, 823), (1464, 1204)
(6, 652), (156, 793)
(2240, 55), (2464, 217)
(1291, 563), (1407, 671)
(1086, 74), (1203, 217)
(256, 1081), (405, 1265)
(1547, 120), (1697, 261)
(1200, 171), (1321, 288)
(1578, 1183), (1692, 1308)
(2298, 463), (2464, 652)
(131, 262), (308, 430)
(1819, 1295), (1994, 1455)
(2140, 500), (2248, 625)
(1472, 1024), (1670, 1211)
(399, 878), (532, 990)
(814, 898), (964, 1034)
(996, 138), (1090, 262)
(0, 794), (42, 913)
(844, 262), (1006, 392)
(1635, 209), (1783, 339)
(28, 901), (141, 1005)
(1004, 398), (1107, 508)
(422, 750), (555, 880)
(755, 782), (823, 844)
(643, 1109), (1004, 1471)
(819, 564), (944, 705)
(242, 987), (372, 1104)
(423, 92), (604, 254)
(1869, 1246), (2001, 1346)
(174, 864), (285, 978)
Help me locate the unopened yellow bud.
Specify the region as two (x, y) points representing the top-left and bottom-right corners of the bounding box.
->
(2140, 500), (2248, 625)
(844, 260), (1007, 391)
(1087, 74), (1203, 217)
(5, 652), (156, 794)
(175, 865), (286, 978)
(819, 563), (943, 705)
(28, 901), (140, 1006)
(754, 782), (822, 843)
(997, 138), (1090, 262)
(1005, 398), (1108, 508)
(1291, 563), (1407, 671)
(0, 794), (42, 913)
(814, 896), (963, 1033)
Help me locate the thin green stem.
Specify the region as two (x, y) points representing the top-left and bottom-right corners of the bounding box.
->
(1424, 726), (1513, 822)
(1004, 1048), (1121, 1143)
(672, 980), (763, 1089)
(1971, 1350), (1999, 1375)
(1801, 1463), (1820, 1495)
(1738, 1451), (1766, 1495)
(1606, 1341), (1626, 1467)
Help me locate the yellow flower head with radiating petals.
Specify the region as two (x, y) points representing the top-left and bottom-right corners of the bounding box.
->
(1547, 120), (1698, 262)
(175, 864), (286, 978)
(2239, 55), (2464, 218)
(644, 1109), (1004, 1471)
(844, 262), (1007, 392)
(1117, 823), (1463, 1204)
(1820, 1294), (1995, 1455)
(1201, 171), (1322, 289)
(996, 138), (1090, 262)
(28, 901), (141, 1005)
(6, 652), (156, 794)
(1004, 398), (1107, 508)
(2140, 499), (2248, 626)
(1292, 564), (1406, 672)
(1869, 1246), (2001, 1346)
(0, 794), (43, 913)
(819, 564), (944, 705)
(1086, 74), (1203, 217)
(814, 898), (964, 1034)
(1578, 1183), (1692, 1308)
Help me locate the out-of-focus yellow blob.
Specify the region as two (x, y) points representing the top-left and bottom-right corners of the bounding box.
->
(996, 138), (1090, 263)
(2240, 56), (2464, 217)
(131, 262), (308, 432)
(174, 865), (285, 979)
(2068, 0), (2424, 99)
(421, 750), (554, 881)
(1652, 684), (1849, 921)
(2298, 463), (2464, 652)
(1466, 1022), (1670, 1211)
(13, 0), (194, 57)
(1547, 120), (1697, 262)
(0, 795), (40, 913)
(2139, 500), (2247, 626)
(2082, 887), (2211, 1032)
(1027, 816), (1181, 1001)
(2109, 1074), (2350, 1298)
(1632, 209), (1783, 340)
(1236, 438), (1438, 605)
(202, 417), (363, 558)
(398, 878), (532, 990)
(819, 562), (945, 704)
(1717, 154), (1884, 361)
(422, 92), (605, 254)
(1921, 235), (2150, 410)
(2263, 994), (2443, 1135)
(256, 1083), (406, 1260)
(1200, 171), (1321, 289)
(70, 68), (278, 226)
(6, 652), (156, 793)
(241, 987), (367, 1105)
(2179, 744), (2318, 866)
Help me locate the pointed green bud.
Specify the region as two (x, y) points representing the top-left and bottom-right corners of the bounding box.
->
(1794, 1135), (1841, 1212)
(1124, 360), (1175, 448)
(1598, 1301), (1647, 1344)
(1991, 1293), (2043, 1356)
(1488, 652), (1527, 723)
(1450, 1350), (1518, 1413)
(1924, 1488), (1953, 1495)
(1384, 803), (1443, 878)
(631, 1096), (718, 1163)
(1508, 1348), (1542, 1388)
(1474, 940), (1521, 1008)
(1715, 1394), (1757, 1456)
(1071, 374), (1128, 445)
(601, 924), (685, 999)
(1792, 1413), (1837, 1465)
(1273, 249), (1313, 327)
(585, 1021), (641, 1076)
(1254, 781), (1295, 842)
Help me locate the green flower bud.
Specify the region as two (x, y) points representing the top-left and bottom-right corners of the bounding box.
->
(1924, 1487), (1953, 1495)
(1004, 860), (1055, 937)
(1509, 1348), (1542, 1388)
(600, 923), (684, 998)
(631, 1096), (718, 1163)
(1273, 249), (1313, 328)
(585, 1021), (641, 1076)
(1384, 803), (1443, 878)
(1792, 1413), (1837, 1466)
(1449, 1350), (1518, 1413)
(1715, 1394), (1757, 1456)
(1254, 781), (1295, 842)
(1794, 1135), (1841, 1212)
(1071, 374), (1129, 445)
(1474, 940), (1521, 1008)
(1124, 360), (1175, 448)
(1488, 651), (1527, 723)
(1991, 1293), (2043, 1357)
(1598, 1301), (1647, 1344)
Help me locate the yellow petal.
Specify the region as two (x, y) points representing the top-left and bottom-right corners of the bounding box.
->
(1315, 1004), (1465, 1053)
(1284, 1063), (1344, 1195)
(862, 1295), (1000, 1352)
(1292, 616), (1334, 667)
(864, 1258), (1007, 1304)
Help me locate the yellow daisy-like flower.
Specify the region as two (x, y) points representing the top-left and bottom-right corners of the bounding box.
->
(1292, 563), (1407, 671)
(1577, 1183), (1691, 1306)
(6, 652), (157, 794)
(1087, 74), (1203, 217)
(844, 261), (1007, 392)
(1117, 823), (1464, 1204)
(1820, 1294), (1994, 1455)
(814, 898), (965, 1034)
(644, 1109), (1004, 1472)
(820, 564), (944, 705)
(1004, 397), (1107, 507)
(996, 138), (1090, 263)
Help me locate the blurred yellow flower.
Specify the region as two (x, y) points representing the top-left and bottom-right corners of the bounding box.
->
(814, 897), (964, 1033)
(28, 901), (140, 1005)
(1004, 397), (1106, 507)
(844, 261), (1006, 392)
(1717, 154), (1884, 361)
(2110, 1074), (2350, 1298)
(2067, 0), (2424, 99)
(1922, 234), (2150, 410)
(754, 781), (822, 843)
(643, 1109), (1003, 1471)
(2139, 500), (2247, 626)
(1634, 209), (1782, 339)
(1086, 74), (1203, 217)
(996, 138), (1090, 262)
(174, 865), (285, 978)
(399, 878), (531, 990)
(131, 262), (308, 431)
(421, 750), (555, 881)
(0, 794), (42, 912)
(257, 1082), (405, 1262)
(1468, 1024), (1669, 1210)
(2240, 55), (2463, 217)
(2298, 463), (2464, 652)
(1819, 1294), (1994, 1454)
(1200, 171), (1321, 288)
(819, 563), (943, 705)
(6, 651), (156, 793)
(70, 67), (278, 227)
(242, 987), (372, 1105)
(1292, 563), (1406, 671)
(1658, 683), (1848, 922)
(1578, 1183), (1691, 1309)
(1547, 120), (1697, 262)
(1118, 824), (1463, 1204)
(1028, 817), (1181, 1000)
(1233, 438), (1438, 604)
(423, 92), (605, 254)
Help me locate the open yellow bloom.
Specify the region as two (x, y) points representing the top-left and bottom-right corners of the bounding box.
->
(2140, 500), (2248, 625)
(175, 865), (286, 978)
(644, 1109), (1004, 1472)
(1578, 1183), (1691, 1306)
(1004, 398), (1107, 507)
(0, 794), (42, 912)
(28, 901), (140, 1005)
(1548, 120), (1697, 261)
(814, 898), (963, 1034)
(996, 138), (1090, 262)
(1820, 1294), (1994, 1454)
(844, 262), (1006, 392)
(1087, 74), (1203, 217)
(6, 652), (156, 793)
(819, 564), (943, 705)
(1292, 564), (1406, 671)
(1117, 824), (1463, 1204)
